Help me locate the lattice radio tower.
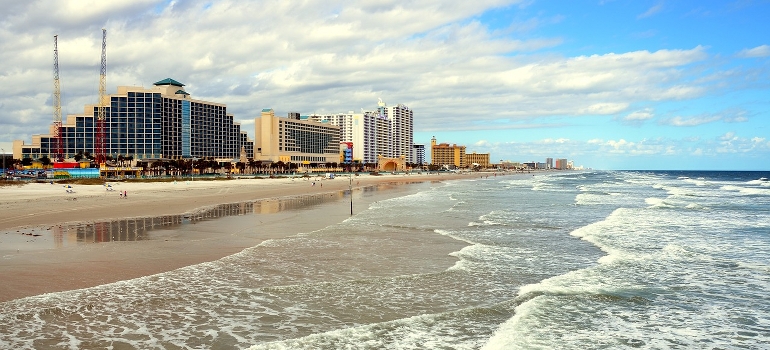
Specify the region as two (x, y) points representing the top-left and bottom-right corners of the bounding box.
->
(95, 29), (107, 165)
(52, 35), (63, 162)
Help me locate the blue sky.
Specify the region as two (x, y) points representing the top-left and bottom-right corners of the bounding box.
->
(0, 0), (768, 170)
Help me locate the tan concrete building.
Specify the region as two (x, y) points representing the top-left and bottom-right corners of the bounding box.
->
(430, 136), (466, 168)
(254, 109), (340, 165)
(466, 152), (490, 168)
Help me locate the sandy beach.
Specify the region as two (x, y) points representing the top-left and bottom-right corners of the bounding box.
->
(0, 172), (493, 302)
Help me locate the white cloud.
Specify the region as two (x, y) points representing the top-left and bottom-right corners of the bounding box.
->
(737, 45), (770, 58)
(715, 132), (770, 154)
(0, 0), (718, 142)
(662, 115), (721, 126)
(660, 108), (750, 127)
(623, 108), (655, 123)
(1, 0), (767, 172)
(607, 139), (632, 149)
(541, 138), (570, 144)
(720, 132), (737, 141)
(637, 3), (663, 19)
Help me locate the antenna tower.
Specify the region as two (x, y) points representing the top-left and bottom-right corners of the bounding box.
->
(53, 35), (63, 162)
(95, 29), (107, 165)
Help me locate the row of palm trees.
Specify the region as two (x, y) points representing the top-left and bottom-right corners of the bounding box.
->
(2, 151), (432, 177)
(143, 158), (383, 177)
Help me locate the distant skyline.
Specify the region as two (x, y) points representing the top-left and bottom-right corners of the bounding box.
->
(1, 0), (768, 170)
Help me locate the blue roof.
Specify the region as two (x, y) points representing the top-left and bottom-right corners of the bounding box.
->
(175, 90), (190, 95)
(262, 108), (273, 112)
(153, 78), (185, 87)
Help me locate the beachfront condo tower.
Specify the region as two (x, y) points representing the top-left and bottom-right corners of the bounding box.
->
(13, 78), (254, 162)
(307, 110), (389, 164)
(306, 99), (414, 165)
(379, 100), (414, 164)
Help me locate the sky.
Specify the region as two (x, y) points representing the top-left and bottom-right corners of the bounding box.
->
(1, 0), (769, 170)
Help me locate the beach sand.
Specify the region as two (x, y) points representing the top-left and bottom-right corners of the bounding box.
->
(0, 172), (496, 302)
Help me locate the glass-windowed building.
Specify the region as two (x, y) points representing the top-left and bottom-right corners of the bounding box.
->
(13, 78), (253, 162)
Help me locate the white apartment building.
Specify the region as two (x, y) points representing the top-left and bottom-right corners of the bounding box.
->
(378, 100), (414, 163)
(306, 99), (413, 165)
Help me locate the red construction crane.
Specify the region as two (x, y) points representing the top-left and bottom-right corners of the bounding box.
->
(95, 29), (107, 166)
(53, 35), (63, 162)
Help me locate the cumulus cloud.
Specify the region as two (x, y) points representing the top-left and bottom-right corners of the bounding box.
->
(1, 1), (715, 132)
(622, 108), (655, 124)
(0, 0), (758, 163)
(737, 45), (770, 58)
(716, 132), (764, 154)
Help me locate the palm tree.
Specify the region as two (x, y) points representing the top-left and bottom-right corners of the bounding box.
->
(150, 160), (162, 176)
(39, 156), (52, 168)
(245, 159), (254, 174)
(273, 161), (284, 174)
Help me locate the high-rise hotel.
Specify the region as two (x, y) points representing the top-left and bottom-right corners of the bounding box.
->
(13, 78), (254, 161)
(306, 99), (414, 164)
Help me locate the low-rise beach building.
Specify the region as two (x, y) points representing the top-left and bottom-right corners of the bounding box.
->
(466, 152), (490, 168)
(254, 109), (340, 165)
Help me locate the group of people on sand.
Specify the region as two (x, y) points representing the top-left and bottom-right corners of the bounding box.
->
(118, 190), (128, 198)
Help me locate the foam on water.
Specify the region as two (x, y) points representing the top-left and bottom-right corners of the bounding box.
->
(721, 184), (770, 196)
(3, 171), (768, 349)
(485, 171), (770, 349)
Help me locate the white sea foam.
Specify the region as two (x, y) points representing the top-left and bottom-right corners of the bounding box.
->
(682, 177), (710, 186)
(4, 170), (768, 349)
(434, 229), (476, 245)
(721, 184), (770, 196)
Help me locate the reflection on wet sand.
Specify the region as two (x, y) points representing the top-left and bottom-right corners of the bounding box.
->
(49, 188), (367, 246)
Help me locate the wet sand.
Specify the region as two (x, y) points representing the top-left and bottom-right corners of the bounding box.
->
(0, 172), (498, 302)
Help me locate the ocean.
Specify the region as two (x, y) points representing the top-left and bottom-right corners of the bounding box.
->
(1, 171), (769, 349)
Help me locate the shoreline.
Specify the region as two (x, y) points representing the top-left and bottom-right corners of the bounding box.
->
(0, 172), (511, 302)
(0, 173), (473, 231)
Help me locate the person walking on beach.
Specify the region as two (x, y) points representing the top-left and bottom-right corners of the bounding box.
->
(124, 190), (127, 198)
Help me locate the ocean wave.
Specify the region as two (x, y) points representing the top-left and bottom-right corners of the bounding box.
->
(721, 185), (770, 196)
